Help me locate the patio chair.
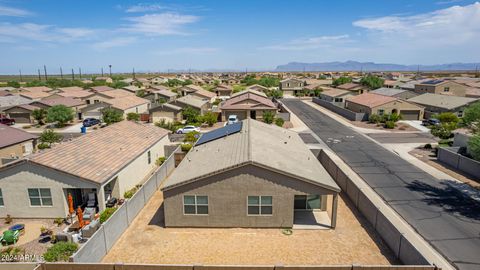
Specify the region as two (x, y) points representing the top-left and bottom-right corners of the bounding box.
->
(80, 219), (100, 238)
(1, 230), (19, 245)
(86, 193), (96, 208)
(82, 207), (96, 221)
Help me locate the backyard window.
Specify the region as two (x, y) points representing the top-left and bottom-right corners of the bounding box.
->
(378, 109), (385, 115)
(444, 87), (450, 92)
(147, 151), (151, 164)
(28, 188), (53, 206)
(183, 195), (208, 215)
(248, 196), (272, 215)
(0, 189), (3, 206)
(334, 98), (343, 102)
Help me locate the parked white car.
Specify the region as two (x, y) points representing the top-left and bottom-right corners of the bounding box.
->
(176, 125), (200, 134)
(227, 115), (239, 125)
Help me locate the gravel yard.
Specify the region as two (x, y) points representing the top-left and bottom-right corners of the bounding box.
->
(103, 190), (397, 265)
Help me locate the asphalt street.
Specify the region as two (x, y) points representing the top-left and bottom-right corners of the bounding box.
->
(283, 99), (480, 270)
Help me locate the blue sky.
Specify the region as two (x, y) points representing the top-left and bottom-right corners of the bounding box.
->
(0, 0), (479, 74)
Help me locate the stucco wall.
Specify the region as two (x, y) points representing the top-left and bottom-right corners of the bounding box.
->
(152, 111), (177, 123)
(163, 164), (336, 228)
(0, 140), (34, 160)
(0, 162), (98, 218)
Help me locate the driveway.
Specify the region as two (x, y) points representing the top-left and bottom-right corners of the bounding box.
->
(282, 99), (480, 270)
(399, 120), (430, 133)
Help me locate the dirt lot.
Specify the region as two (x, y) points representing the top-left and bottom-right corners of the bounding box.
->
(103, 190), (397, 265)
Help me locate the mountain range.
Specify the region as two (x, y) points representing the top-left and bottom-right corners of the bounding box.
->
(274, 61), (480, 72)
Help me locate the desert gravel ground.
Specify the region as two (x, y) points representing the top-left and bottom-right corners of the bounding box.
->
(103, 190), (397, 265)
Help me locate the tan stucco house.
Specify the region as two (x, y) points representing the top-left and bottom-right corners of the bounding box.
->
(414, 80), (466, 97)
(279, 78), (305, 96)
(220, 89), (277, 121)
(0, 124), (37, 165)
(162, 119), (340, 228)
(149, 103), (183, 123)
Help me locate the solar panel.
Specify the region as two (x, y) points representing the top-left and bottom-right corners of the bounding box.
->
(423, 79), (444, 85)
(195, 122), (243, 146)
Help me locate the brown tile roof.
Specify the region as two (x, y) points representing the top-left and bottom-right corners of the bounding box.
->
(90, 86), (114, 92)
(19, 91), (52, 100)
(30, 121), (169, 184)
(35, 97), (85, 108)
(57, 90), (92, 98)
(101, 89), (135, 99)
(321, 89), (351, 97)
(20, 86), (52, 92)
(149, 85), (169, 91)
(221, 92), (276, 110)
(106, 96), (150, 111)
(181, 84), (204, 92)
(0, 124), (38, 149)
(192, 88), (216, 99)
(337, 83), (364, 90)
(465, 87), (480, 98)
(0, 90), (12, 97)
(346, 93), (397, 108)
(58, 86), (84, 92)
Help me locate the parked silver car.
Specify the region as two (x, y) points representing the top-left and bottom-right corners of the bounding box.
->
(176, 125), (200, 134)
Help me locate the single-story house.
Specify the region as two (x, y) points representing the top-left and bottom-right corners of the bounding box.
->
(31, 97), (85, 120)
(408, 93), (478, 118)
(414, 80), (466, 97)
(370, 87), (418, 100)
(319, 89), (354, 107)
(0, 90), (12, 97)
(0, 96), (32, 112)
(83, 89), (134, 105)
(162, 119), (341, 228)
(3, 104), (40, 123)
(19, 91), (52, 101)
(173, 95), (209, 115)
(81, 95), (150, 119)
(122, 85), (143, 94)
(0, 124), (37, 165)
(214, 85), (233, 98)
(189, 88), (216, 103)
(246, 84), (269, 93)
(220, 89), (277, 121)
(178, 84), (205, 96)
(149, 76), (169, 85)
(279, 78), (305, 96)
(345, 93), (425, 120)
(89, 86), (114, 93)
(336, 83), (369, 94)
(144, 89), (177, 104)
(0, 121), (170, 218)
(149, 103), (183, 123)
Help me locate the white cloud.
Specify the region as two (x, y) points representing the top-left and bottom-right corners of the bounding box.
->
(0, 23), (95, 43)
(0, 5), (32, 17)
(126, 3), (165, 13)
(262, 35), (351, 51)
(122, 13), (199, 36)
(91, 37), (137, 50)
(154, 47), (218, 55)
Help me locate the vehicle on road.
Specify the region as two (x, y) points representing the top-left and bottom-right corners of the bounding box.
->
(83, 118), (101, 127)
(422, 118), (441, 126)
(0, 116), (15, 126)
(227, 115), (239, 125)
(176, 125), (200, 134)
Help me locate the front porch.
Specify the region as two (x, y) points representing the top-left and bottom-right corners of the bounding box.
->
(292, 194), (338, 230)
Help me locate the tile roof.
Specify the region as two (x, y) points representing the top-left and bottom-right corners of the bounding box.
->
(0, 96), (32, 110)
(149, 85), (169, 91)
(320, 89), (351, 97)
(90, 86), (114, 92)
(20, 86), (52, 92)
(370, 87), (408, 97)
(152, 89), (177, 98)
(19, 91), (52, 100)
(181, 84), (204, 92)
(101, 89), (135, 99)
(337, 83), (364, 90)
(0, 124), (38, 149)
(466, 87), (480, 98)
(58, 86), (84, 92)
(175, 95), (208, 109)
(123, 85), (142, 92)
(0, 90), (12, 97)
(30, 121), (169, 184)
(408, 93), (478, 110)
(346, 93), (397, 108)
(57, 90), (92, 98)
(231, 89), (267, 98)
(150, 103), (182, 112)
(191, 88), (216, 99)
(221, 91), (276, 110)
(35, 97), (85, 107)
(105, 95), (150, 111)
(162, 119), (340, 192)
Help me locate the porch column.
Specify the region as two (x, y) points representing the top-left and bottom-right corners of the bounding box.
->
(97, 187), (106, 212)
(331, 194), (338, 229)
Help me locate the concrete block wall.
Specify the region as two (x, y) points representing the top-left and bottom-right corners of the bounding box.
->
(312, 98), (367, 121)
(437, 147), (480, 178)
(103, 205), (128, 251)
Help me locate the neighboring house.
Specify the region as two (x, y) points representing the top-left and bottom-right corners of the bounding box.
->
(84, 89), (134, 105)
(122, 85), (143, 94)
(279, 78), (305, 96)
(149, 103), (183, 123)
(19, 91), (52, 101)
(0, 121), (170, 218)
(19, 86), (52, 93)
(465, 87), (480, 98)
(214, 85), (233, 98)
(220, 89), (277, 121)
(162, 119), (340, 228)
(178, 84), (205, 96)
(150, 76), (169, 85)
(246, 84), (269, 93)
(370, 87), (418, 100)
(89, 86), (114, 93)
(144, 89), (177, 104)
(3, 104), (40, 123)
(121, 78), (135, 85)
(173, 95), (209, 115)
(81, 95), (150, 119)
(30, 97), (85, 120)
(319, 89), (354, 107)
(345, 93), (424, 120)
(408, 93), (478, 118)
(0, 90), (12, 97)
(0, 124), (37, 165)
(414, 80), (466, 97)
(336, 83), (369, 94)
(57, 86), (84, 92)
(57, 89), (92, 99)
(0, 96), (32, 112)
(383, 80), (402, 88)
(189, 88), (216, 103)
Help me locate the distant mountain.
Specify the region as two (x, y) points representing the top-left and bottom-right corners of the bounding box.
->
(274, 61), (480, 72)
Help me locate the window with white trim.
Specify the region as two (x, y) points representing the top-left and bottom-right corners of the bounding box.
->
(248, 196), (272, 215)
(0, 189), (4, 206)
(183, 195), (208, 215)
(28, 188), (52, 206)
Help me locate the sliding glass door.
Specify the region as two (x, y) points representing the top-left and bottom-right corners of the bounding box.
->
(294, 195), (321, 210)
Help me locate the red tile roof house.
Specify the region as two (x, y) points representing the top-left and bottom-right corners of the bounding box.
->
(3, 104), (40, 123)
(336, 83), (369, 95)
(31, 97), (86, 120)
(220, 89), (277, 121)
(80, 91), (150, 119)
(345, 93), (425, 120)
(0, 124), (38, 165)
(0, 121), (170, 218)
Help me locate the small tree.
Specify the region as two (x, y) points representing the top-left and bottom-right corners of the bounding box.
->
(332, 76), (352, 86)
(40, 129), (63, 146)
(462, 102), (480, 130)
(369, 114), (382, 124)
(184, 131), (200, 143)
(435, 112), (459, 125)
(7, 81), (20, 88)
(200, 111), (217, 126)
(46, 105), (74, 127)
(360, 75), (384, 90)
(275, 117), (285, 127)
(431, 123), (456, 139)
(263, 111), (274, 124)
(102, 108), (124, 125)
(467, 134), (480, 161)
(182, 106), (199, 124)
(126, 112), (140, 121)
(32, 108), (47, 125)
(136, 90), (145, 97)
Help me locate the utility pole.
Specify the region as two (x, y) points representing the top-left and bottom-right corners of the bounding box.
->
(38, 69), (41, 80)
(19, 69), (23, 82)
(101, 67), (104, 77)
(108, 65), (112, 77)
(60, 67), (63, 79)
(43, 65), (48, 81)
(132, 68), (136, 79)
(71, 68), (75, 80)
(79, 68), (82, 79)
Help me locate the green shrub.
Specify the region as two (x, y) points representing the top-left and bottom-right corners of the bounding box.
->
(467, 134), (480, 161)
(22, 125), (31, 129)
(385, 121), (395, 129)
(431, 123), (455, 139)
(99, 207), (117, 224)
(124, 187), (138, 199)
(156, 156), (166, 166)
(181, 143), (192, 152)
(37, 142), (50, 150)
(275, 118), (285, 127)
(184, 131), (200, 143)
(126, 112), (140, 121)
(424, 143), (432, 149)
(43, 242), (78, 262)
(199, 111), (218, 126)
(263, 111), (275, 124)
(369, 114), (381, 124)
